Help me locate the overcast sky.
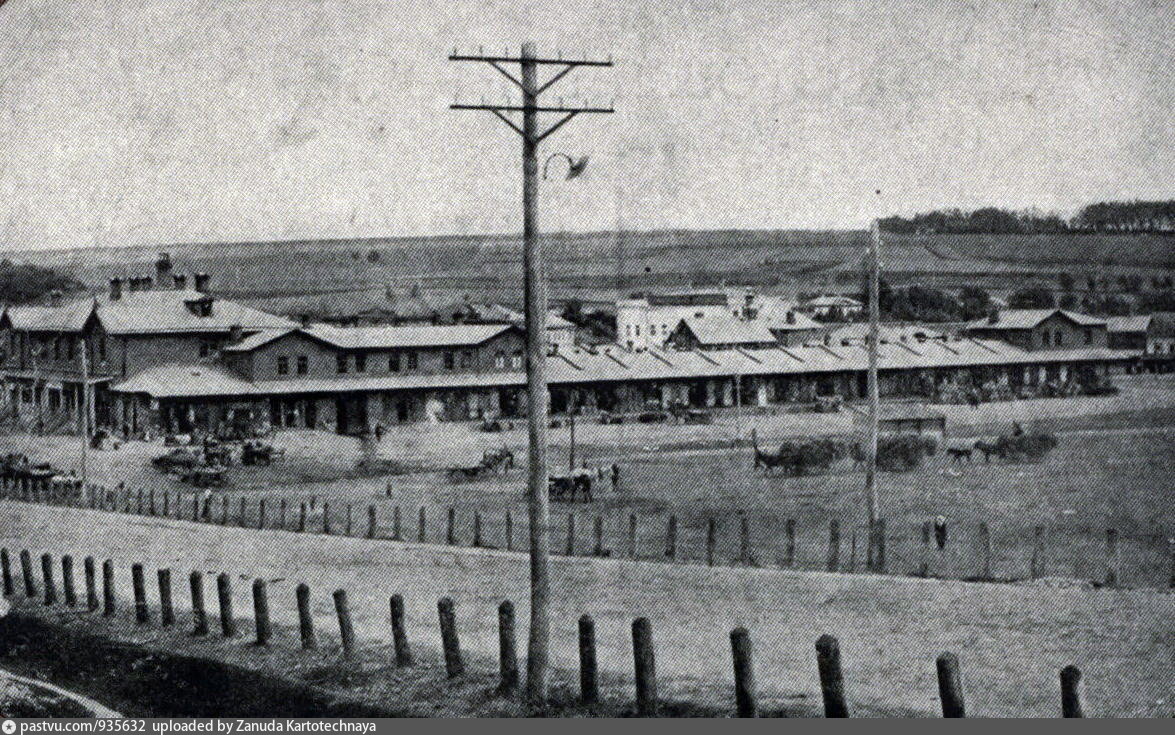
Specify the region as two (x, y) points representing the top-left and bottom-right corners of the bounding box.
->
(0, 0), (1171, 251)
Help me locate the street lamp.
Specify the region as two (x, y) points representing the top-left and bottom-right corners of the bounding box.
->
(542, 153), (590, 180)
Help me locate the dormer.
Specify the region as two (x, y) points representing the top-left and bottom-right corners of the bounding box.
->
(185, 295), (215, 317)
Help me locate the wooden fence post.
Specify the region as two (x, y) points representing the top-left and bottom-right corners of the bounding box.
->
(593, 516), (605, 557)
(149, 489), (157, 516)
(158, 568), (174, 627)
(20, 550), (36, 598)
(221, 496), (229, 525)
(84, 556), (97, 611)
(385, 481), (392, 498)
(252, 579), (270, 645)
(504, 509), (512, 551)
(0, 548), (9, 598)
(784, 518), (796, 568)
(1031, 525), (1045, 579)
(258, 498), (266, 530)
(498, 600), (519, 695)
(238, 497), (246, 527)
(632, 617), (657, 717)
(978, 522), (993, 581)
(437, 596), (463, 677)
(1169, 537), (1175, 589)
(61, 555), (76, 607)
(102, 559), (114, 616)
(447, 507), (457, 545)
(393, 506), (402, 541)
(341, 504), (351, 536)
(296, 583), (316, 650)
(193, 495), (200, 523)
(136, 488), (143, 515)
(876, 518), (887, 573)
(730, 626), (757, 717)
(190, 571), (208, 636)
(566, 513), (576, 556)
(936, 652), (966, 717)
(322, 502), (332, 535)
(299, 502), (307, 532)
(815, 634), (849, 717)
(389, 594), (411, 666)
(1104, 528), (1119, 587)
(1060, 665), (1084, 718)
(919, 521), (932, 577)
(418, 507), (427, 542)
(706, 518), (717, 566)
(367, 505), (377, 540)
(333, 589), (355, 657)
(665, 515), (677, 560)
(827, 520), (840, 573)
(163, 491), (170, 517)
(217, 573), (235, 637)
(131, 563), (147, 622)
(41, 553), (56, 606)
(473, 511), (483, 547)
(579, 614), (598, 706)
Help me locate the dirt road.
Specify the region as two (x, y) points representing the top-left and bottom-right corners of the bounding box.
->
(2, 501), (1171, 717)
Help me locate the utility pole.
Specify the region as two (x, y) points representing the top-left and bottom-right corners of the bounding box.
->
(79, 338), (91, 487)
(864, 219), (882, 570)
(449, 42), (613, 706)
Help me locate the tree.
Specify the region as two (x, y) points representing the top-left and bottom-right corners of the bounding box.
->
(0, 261), (84, 304)
(1057, 272), (1075, 291)
(1007, 286), (1056, 309)
(958, 286), (991, 320)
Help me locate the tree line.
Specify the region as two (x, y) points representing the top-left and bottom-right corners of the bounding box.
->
(0, 260), (84, 304)
(880, 201), (1175, 235)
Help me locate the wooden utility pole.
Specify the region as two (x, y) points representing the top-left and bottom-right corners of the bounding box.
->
(865, 219), (882, 569)
(79, 338), (91, 487)
(449, 43), (613, 706)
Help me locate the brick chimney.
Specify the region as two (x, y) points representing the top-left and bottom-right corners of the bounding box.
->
(155, 252), (172, 288)
(173, 274), (187, 290)
(109, 277), (122, 300)
(194, 273), (211, 293)
(48, 289), (63, 307)
(229, 324), (243, 343)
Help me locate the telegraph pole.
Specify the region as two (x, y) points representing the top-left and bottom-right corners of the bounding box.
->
(79, 338), (91, 487)
(449, 42), (613, 706)
(864, 219), (882, 569)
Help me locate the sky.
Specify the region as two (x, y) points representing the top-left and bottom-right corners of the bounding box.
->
(0, 0), (1171, 251)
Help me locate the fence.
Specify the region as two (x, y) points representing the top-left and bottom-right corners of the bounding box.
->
(3, 476), (1173, 590)
(0, 546), (1101, 717)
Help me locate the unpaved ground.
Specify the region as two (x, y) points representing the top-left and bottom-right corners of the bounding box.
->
(2, 501), (1172, 717)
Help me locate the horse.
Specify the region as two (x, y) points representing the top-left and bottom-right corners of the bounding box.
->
(751, 429), (788, 475)
(942, 438), (975, 463)
(972, 436), (1004, 463)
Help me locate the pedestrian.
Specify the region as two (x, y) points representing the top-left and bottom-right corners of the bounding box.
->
(374, 422), (385, 442)
(933, 515), (948, 550)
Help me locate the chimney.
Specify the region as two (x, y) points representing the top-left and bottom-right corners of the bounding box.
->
(194, 273), (211, 293)
(988, 310), (999, 324)
(155, 252), (172, 287)
(229, 324), (243, 344)
(299, 313), (312, 328)
(109, 277), (122, 301)
(786, 310), (796, 325)
(48, 289), (63, 307)
(173, 274), (187, 290)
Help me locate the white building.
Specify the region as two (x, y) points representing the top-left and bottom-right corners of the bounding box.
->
(617, 288), (822, 350)
(799, 295), (864, 320)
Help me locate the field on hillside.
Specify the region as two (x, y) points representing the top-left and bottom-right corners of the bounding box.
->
(9, 230), (1172, 307)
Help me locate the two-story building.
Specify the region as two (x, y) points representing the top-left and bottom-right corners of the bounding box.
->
(0, 264), (293, 436)
(963, 309), (1108, 351)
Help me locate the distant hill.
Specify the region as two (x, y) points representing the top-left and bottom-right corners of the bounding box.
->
(2, 229), (1170, 303)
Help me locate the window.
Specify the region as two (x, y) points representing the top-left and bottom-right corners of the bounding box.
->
(199, 339), (217, 358)
(406, 352), (418, 370)
(649, 325), (656, 336)
(1084, 328), (1092, 345)
(98, 336), (107, 362)
(276, 356), (289, 375)
(297, 356), (308, 375)
(389, 352), (401, 372)
(661, 324), (667, 334)
(355, 352), (367, 373)
(336, 354), (349, 374)
(625, 325), (632, 336)
(494, 350), (506, 369)
(443, 351), (455, 370)
(460, 350), (473, 369)
(53, 338), (61, 360)
(67, 339), (76, 361)
(510, 350), (523, 369)
(635, 326), (640, 336)
(1054, 331), (1063, 347)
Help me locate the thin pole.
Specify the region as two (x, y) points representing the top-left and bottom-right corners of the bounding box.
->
(864, 219), (882, 568)
(520, 40), (552, 707)
(79, 338), (90, 487)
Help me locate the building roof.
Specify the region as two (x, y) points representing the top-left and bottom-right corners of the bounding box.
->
(674, 316), (778, 345)
(803, 295), (863, 308)
(3, 289), (294, 335)
(829, 322), (949, 344)
(224, 324), (516, 352)
(966, 309), (1106, 331)
(111, 338), (1134, 399)
(1105, 315), (1152, 333)
(645, 291), (728, 307)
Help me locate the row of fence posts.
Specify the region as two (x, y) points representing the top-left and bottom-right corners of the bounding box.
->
(3, 477), (1173, 588)
(1, 545), (1096, 717)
